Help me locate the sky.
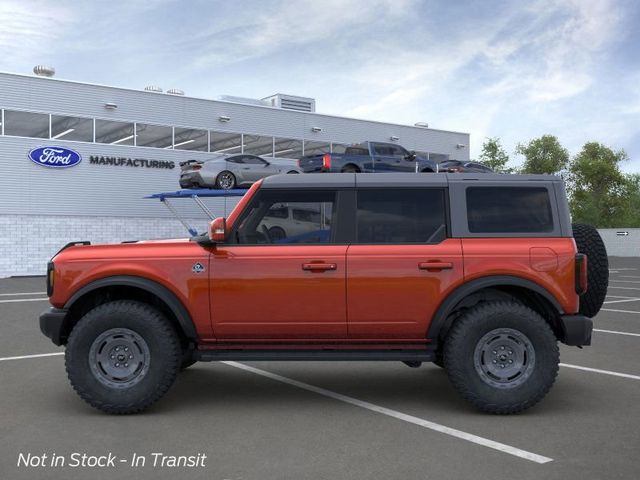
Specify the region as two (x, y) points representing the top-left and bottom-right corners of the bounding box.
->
(1, 0), (639, 171)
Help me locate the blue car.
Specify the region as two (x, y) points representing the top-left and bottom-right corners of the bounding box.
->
(298, 141), (438, 174)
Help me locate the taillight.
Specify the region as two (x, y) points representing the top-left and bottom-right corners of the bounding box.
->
(575, 254), (588, 295)
(46, 261), (55, 297)
(447, 167), (464, 173)
(322, 154), (331, 170)
(297, 159), (302, 167)
(192, 164), (202, 170)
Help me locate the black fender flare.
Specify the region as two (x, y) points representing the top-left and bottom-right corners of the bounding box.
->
(64, 275), (197, 340)
(427, 275), (564, 341)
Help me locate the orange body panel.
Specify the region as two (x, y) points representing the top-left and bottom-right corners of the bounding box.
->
(346, 240), (464, 339)
(50, 240), (214, 338)
(462, 238), (579, 315)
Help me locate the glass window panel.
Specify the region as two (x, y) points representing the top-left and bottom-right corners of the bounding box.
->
(466, 187), (553, 233)
(136, 123), (172, 148)
(273, 137), (303, 159)
(243, 134), (273, 156)
(4, 110), (49, 138)
(235, 190), (335, 245)
(331, 143), (348, 154)
(173, 127), (208, 151)
(95, 119), (135, 145)
(210, 131), (243, 154)
(304, 140), (331, 156)
(51, 115), (93, 142)
(356, 189), (447, 244)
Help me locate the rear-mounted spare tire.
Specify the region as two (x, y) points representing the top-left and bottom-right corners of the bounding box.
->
(572, 223), (608, 317)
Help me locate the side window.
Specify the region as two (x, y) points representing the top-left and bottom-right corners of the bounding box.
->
(466, 187), (553, 233)
(373, 145), (393, 156)
(243, 155), (267, 165)
(356, 189), (447, 244)
(227, 156), (243, 164)
(233, 190), (335, 244)
(390, 145), (408, 157)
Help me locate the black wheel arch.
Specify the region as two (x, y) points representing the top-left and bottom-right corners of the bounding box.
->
(62, 276), (197, 344)
(428, 275), (564, 343)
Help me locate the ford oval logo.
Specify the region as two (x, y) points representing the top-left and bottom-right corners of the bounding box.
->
(28, 146), (82, 168)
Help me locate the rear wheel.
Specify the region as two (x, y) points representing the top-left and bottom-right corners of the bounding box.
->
(215, 171), (236, 190)
(443, 301), (559, 414)
(572, 223), (608, 317)
(268, 226), (287, 242)
(341, 165), (359, 173)
(287, 170), (299, 174)
(65, 300), (181, 414)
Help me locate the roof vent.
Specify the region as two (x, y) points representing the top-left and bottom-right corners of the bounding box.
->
(167, 88), (184, 96)
(144, 85), (163, 93)
(33, 65), (55, 77)
(262, 94), (316, 112)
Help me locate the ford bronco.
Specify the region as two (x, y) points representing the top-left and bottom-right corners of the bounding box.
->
(39, 173), (608, 414)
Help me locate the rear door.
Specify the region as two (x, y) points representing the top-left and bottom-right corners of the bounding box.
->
(346, 188), (463, 339)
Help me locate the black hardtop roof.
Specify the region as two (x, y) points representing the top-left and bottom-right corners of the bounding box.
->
(261, 173), (562, 189)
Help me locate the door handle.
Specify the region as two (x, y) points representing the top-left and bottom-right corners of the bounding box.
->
(419, 261), (453, 271)
(302, 263), (337, 272)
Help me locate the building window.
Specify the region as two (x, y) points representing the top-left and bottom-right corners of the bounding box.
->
(243, 134), (274, 156)
(331, 143), (348, 154)
(356, 189), (447, 244)
(135, 123), (173, 149)
(51, 115), (93, 142)
(210, 131), (243, 154)
(173, 127), (208, 151)
(273, 137), (303, 159)
(4, 110), (49, 138)
(466, 187), (553, 233)
(95, 119), (135, 145)
(304, 140), (331, 156)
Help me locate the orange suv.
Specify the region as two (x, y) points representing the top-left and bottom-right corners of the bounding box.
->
(39, 173), (608, 414)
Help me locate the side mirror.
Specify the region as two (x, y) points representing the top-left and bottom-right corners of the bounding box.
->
(405, 151), (416, 161)
(208, 217), (227, 243)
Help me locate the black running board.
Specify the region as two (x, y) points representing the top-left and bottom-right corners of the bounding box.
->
(195, 349), (435, 362)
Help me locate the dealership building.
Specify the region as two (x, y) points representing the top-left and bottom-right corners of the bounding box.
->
(0, 69), (470, 278)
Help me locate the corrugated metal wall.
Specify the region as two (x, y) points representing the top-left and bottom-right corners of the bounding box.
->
(597, 229), (640, 257)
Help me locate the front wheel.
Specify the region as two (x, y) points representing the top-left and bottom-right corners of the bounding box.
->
(443, 301), (559, 414)
(65, 300), (182, 414)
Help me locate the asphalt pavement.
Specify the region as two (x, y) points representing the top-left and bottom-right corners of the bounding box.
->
(1, 257), (639, 480)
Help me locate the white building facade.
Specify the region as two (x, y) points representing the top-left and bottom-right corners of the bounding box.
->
(0, 71), (470, 277)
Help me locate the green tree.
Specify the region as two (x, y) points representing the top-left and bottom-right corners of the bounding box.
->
(478, 137), (513, 173)
(619, 174), (640, 228)
(568, 142), (632, 227)
(516, 135), (569, 175)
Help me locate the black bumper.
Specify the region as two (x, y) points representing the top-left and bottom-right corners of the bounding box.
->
(39, 308), (69, 346)
(560, 314), (593, 346)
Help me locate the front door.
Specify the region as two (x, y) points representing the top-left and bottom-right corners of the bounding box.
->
(346, 188), (463, 339)
(210, 188), (348, 339)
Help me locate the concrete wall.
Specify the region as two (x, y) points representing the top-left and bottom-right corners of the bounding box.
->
(597, 229), (640, 257)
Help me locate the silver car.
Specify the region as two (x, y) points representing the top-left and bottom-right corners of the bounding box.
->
(179, 154), (301, 190)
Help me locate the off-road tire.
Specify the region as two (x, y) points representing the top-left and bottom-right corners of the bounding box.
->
(572, 223), (608, 317)
(443, 301), (559, 414)
(65, 300), (181, 414)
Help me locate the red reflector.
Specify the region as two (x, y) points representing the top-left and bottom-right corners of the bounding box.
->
(192, 165), (202, 170)
(322, 154), (331, 170)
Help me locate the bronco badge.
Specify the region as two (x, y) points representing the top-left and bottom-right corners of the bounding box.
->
(192, 262), (205, 274)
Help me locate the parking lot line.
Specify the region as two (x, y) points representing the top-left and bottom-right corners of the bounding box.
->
(0, 352), (63, 362)
(609, 280), (640, 284)
(593, 328), (640, 337)
(601, 308), (640, 314)
(617, 275), (640, 279)
(222, 361), (553, 464)
(0, 291), (46, 296)
(603, 298), (640, 304)
(560, 363), (640, 381)
(0, 297), (49, 304)
(606, 286), (640, 291)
